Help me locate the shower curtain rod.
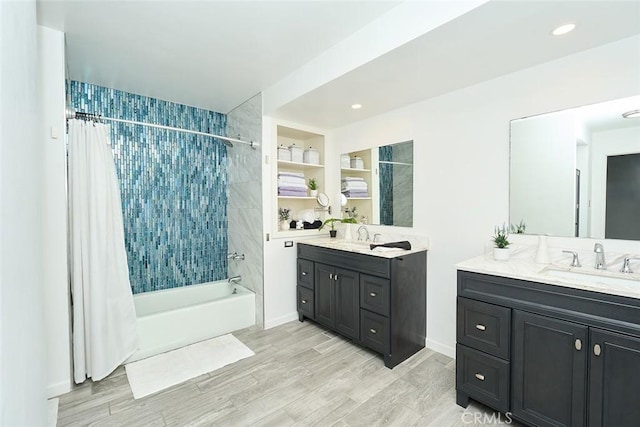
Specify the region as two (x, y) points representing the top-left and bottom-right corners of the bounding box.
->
(66, 108), (258, 149)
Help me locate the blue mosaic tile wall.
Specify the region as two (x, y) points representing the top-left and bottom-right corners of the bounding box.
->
(379, 146), (394, 225)
(69, 81), (228, 294)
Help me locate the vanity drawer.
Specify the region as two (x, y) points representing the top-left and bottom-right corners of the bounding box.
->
(297, 286), (314, 319)
(297, 258), (314, 289)
(456, 344), (510, 413)
(457, 297), (511, 360)
(360, 309), (389, 355)
(360, 274), (390, 316)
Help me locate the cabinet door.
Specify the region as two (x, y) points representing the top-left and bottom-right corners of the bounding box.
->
(589, 329), (640, 427)
(334, 267), (360, 340)
(315, 263), (334, 328)
(512, 310), (587, 427)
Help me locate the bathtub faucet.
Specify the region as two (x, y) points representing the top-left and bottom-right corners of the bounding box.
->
(228, 275), (242, 284)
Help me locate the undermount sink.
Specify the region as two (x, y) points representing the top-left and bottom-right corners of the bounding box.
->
(544, 268), (639, 288)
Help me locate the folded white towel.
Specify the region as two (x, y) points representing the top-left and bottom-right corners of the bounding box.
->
(342, 182), (368, 190)
(278, 176), (306, 185)
(278, 172), (305, 178)
(341, 176), (365, 182)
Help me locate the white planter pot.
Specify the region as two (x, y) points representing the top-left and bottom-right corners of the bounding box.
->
(493, 247), (511, 261)
(280, 220), (290, 231)
(309, 189), (318, 197)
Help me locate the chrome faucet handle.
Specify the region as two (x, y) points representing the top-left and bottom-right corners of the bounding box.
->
(594, 243), (606, 270)
(373, 233), (382, 243)
(620, 257), (640, 274)
(562, 250), (581, 267)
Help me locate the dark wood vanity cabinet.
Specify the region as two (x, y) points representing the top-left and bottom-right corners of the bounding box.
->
(456, 270), (640, 427)
(298, 243), (426, 368)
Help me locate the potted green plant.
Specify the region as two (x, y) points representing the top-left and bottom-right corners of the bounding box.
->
(308, 178), (318, 197)
(279, 208), (291, 231)
(319, 217), (357, 238)
(492, 224), (510, 261)
(510, 219), (526, 234)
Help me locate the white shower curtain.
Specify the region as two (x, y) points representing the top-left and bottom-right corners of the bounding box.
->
(68, 119), (138, 383)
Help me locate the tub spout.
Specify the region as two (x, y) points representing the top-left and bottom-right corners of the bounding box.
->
(228, 275), (242, 284)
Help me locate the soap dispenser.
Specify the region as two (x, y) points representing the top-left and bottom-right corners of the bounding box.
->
(535, 235), (551, 264)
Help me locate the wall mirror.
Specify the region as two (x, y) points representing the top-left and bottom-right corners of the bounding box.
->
(510, 95), (640, 240)
(341, 140), (413, 227)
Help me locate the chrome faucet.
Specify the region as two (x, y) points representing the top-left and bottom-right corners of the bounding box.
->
(228, 275), (242, 284)
(562, 250), (581, 267)
(594, 243), (606, 270)
(357, 225), (370, 242)
(620, 257), (640, 274)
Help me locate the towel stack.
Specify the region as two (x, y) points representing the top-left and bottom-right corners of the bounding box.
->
(278, 172), (307, 197)
(341, 176), (368, 198)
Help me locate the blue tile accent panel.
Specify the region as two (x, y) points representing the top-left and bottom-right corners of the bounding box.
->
(69, 81), (228, 294)
(379, 146), (394, 225)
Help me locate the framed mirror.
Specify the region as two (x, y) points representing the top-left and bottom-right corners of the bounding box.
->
(509, 95), (640, 240)
(341, 140), (413, 227)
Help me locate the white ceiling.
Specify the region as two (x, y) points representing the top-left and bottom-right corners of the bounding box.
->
(37, 0), (401, 113)
(274, 0), (640, 128)
(37, 1), (640, 128)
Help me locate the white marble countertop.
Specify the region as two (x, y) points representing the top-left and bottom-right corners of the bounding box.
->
(456, 245), (640, 300)
(299, 237), (429, 259)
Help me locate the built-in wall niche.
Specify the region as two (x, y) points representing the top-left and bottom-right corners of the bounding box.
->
(510, 95), (640, 240)
(274, 124), (326, 237)
(341, 140), (413, 227)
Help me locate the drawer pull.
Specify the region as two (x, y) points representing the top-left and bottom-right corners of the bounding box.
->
(370, 328), (377, 334)
(594, 344), (601, 356)
(301, 272), (307, 276)
(475, 373), (485, 381)
(369, 292), (377, 297)
(475, 324), (486, 331)
(575, 338), (582, 351)
(301, 299), (307, 304)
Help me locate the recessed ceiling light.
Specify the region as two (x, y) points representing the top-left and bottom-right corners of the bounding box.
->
(552, 23), (576, 36)
(622, 109), (640, 119)
(351, 104), (362, 110)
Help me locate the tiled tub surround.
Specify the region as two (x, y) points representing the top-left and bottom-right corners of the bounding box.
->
(457, 243), (640, 299)
(69, 81), (228, 294)
(226, 93), (264, 327)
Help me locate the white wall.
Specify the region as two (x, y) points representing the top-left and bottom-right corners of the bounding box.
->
(510, 111), (577, 237)
(38, 25), (72, 397)
(323, 35), (640, 357)
(590, 125), (640, 238)
(0, 1), (48, 425)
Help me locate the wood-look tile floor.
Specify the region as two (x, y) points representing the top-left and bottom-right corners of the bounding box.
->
(56, 320), (524, 426)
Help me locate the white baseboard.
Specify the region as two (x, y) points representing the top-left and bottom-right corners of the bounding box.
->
(264, 312), (299, 330)
(47, 380), (72, 398)
(426, 338), (455, 359)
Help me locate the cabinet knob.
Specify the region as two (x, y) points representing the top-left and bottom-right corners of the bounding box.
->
(329, 273), (333, 280)
(475, 324), (486, 331)
(370, 328), (377, 334)
(335, 274), (338, 281)
(475, 373), (485, 381)
(301, 272), (307, 276)
(301, 299), (307, 304)
(575, 338), (582, 351)
(369, 292), (377, 297)
(594, 344), (602, 356)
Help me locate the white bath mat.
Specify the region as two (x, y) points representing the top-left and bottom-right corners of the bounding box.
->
(125, 334), (254, 399)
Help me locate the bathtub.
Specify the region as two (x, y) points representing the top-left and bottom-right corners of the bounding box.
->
(126, 280), (255, 362)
